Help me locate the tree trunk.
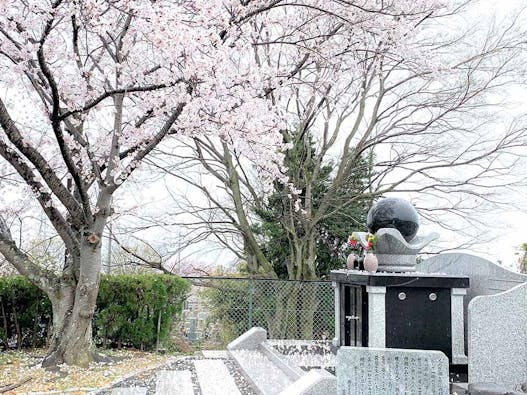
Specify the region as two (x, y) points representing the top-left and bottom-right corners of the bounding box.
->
(0, 299), (9, 350)
(32, 296), (39, 349)
(298, 284), (316, 339)
(284, 232), (317, 338)
(12, 301), (21, 350)
(520, 251), (527, 274)
(289, 230), (317, 281)
(269, 287), (291, 338)
(222, 143), (276, 277)
(42, 240), (103, 367)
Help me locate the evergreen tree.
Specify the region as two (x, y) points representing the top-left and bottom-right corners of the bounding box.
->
(255, 129), (373, 279)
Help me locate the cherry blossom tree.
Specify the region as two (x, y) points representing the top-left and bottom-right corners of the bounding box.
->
(0, 0), (450, 365)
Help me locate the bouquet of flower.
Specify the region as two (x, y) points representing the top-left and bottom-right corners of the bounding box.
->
(345, 232), (378, 272)
(363, 233), (378, 272)
(345, 234), (359, 269)
(365, 233), (376, 252)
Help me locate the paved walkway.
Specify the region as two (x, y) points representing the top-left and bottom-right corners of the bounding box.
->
(98, 351), (257, 395)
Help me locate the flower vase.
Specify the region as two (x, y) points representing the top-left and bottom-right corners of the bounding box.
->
(346, 253), (357, 270)
(363, 253), (378, 272)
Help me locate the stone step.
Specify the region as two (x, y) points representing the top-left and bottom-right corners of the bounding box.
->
(194, 359), (242, 395)
(228, 327), (336, 395)
(229, 348), (294, 395)
(155, 369), (194, 395)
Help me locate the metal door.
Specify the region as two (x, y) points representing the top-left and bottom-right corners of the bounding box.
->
(385, 287), (452, 359)
(340, 284), (368, 346)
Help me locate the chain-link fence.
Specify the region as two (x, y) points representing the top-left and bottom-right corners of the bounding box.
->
(177, 277), (334, 348)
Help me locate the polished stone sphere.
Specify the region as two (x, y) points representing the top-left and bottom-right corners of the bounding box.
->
(366, 198), (419, 241)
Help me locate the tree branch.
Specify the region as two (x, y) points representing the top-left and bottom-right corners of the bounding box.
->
(0, 216), (57, 293)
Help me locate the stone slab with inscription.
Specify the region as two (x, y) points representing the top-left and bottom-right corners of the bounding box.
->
(337, 347), (449, 395)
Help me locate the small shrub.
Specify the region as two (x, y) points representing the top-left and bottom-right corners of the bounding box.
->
(0, 274), (190, 351)
(0, 276), (51, 349)
(96, 274), (189, 350)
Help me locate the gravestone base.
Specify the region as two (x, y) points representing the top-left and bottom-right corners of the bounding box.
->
(467, 382), (526, 395)
(330, 270), (469, 366)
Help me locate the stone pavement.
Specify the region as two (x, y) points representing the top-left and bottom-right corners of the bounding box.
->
(96, 351), (258, 395)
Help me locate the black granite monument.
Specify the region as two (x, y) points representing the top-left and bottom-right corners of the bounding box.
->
(366, 197), (419, 241)
(330, 198), (470, 368)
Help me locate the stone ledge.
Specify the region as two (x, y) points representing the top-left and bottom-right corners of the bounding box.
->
(227, 327), (267, 351)
(228, 328), (336, 395)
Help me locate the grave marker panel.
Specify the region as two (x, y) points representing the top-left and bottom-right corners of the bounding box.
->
(337, 347), (449, 395)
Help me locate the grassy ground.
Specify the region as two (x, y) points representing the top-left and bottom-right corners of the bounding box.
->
(0, 348), (172, 394)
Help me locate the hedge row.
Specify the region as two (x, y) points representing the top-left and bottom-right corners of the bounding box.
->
(0, 274), (190, 350)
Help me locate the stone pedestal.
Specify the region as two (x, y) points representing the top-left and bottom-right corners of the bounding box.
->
(366, 286), (386, 348)
(451, 287), (468, 365)
(353, 229), (439, 272)
(330, 270), (469, 365)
